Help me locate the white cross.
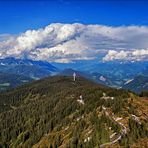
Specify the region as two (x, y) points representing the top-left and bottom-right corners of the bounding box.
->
(73, 72), (76, 81)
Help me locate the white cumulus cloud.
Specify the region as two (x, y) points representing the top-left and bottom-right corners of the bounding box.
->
(132, 49), (148, 56)
(103, 49), (148, 61)
(0, 23), (148, 62)
(103, 50), (129, 61)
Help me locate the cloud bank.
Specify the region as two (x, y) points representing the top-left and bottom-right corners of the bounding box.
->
(0, 23), (148, 62)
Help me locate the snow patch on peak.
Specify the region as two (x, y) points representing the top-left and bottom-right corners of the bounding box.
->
(99, 76), (106, 82)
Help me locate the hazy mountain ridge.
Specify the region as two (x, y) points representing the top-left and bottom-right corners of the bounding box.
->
(0, 57), (59, 79)
(122, 75), (148, 93)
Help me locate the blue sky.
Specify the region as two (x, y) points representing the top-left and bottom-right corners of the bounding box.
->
(0, 0), (148, 34)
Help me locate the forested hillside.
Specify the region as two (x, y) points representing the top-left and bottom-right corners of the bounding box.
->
(0, 73), (33, 91)
(0, 76), (147, 147)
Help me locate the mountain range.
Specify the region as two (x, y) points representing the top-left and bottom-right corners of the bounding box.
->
(0, 57), (59, 79)
(0, 73), (33, 91)
(122, 75), (148, 93)
(0, 57), (147, 93)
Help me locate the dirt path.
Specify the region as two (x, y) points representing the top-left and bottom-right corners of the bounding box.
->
(100, 109), (127, 148)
